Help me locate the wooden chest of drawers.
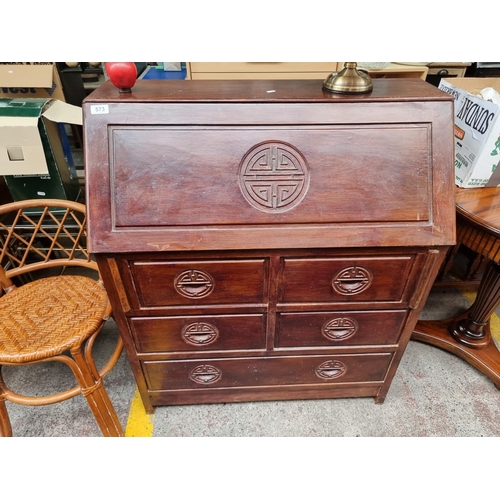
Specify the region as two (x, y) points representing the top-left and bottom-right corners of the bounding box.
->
(83, 78), (455, 413)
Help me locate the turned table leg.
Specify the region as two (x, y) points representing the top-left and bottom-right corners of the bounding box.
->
(412, 260), (500, 389)
(450, 261), (500, 349)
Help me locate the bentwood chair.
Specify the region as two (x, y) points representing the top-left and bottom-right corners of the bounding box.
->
(0, 199), (123, 436)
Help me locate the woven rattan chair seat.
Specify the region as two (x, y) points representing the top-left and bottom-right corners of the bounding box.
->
(0, 275), (109, 364)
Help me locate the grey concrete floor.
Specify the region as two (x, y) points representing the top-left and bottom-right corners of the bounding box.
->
(3, 284), (500, 438)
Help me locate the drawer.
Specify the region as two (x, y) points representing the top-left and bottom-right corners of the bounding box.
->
(280, 256), (415, 303)
(190, 72), (334, 81)
(129, 314), (266, 353)
(427, 66), (468, 77)
(276, 310), (407, 348)
(143, 353), (393, 390)
(129, 259), (267, 307)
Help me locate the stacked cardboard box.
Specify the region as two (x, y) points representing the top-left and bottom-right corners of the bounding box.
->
(0, 63), (82, 202)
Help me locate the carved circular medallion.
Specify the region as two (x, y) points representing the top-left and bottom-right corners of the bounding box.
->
(174, 269), (214, 299)
(322, 317), (359, 341)
(238, 141), (310, 213)
(315, 360), (347, 380)
(332, 266), (373, 295)
(189, 364), (222, 385)
(181, 322), (219, 346)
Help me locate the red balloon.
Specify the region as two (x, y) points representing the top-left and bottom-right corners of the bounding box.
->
(105, 62), (137, 92)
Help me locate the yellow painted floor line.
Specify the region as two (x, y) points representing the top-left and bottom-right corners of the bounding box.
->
(461, 290), (500, 344)
(125, 387), (155, 437)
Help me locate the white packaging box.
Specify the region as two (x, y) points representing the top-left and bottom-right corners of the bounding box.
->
(439, 78), (500, 188)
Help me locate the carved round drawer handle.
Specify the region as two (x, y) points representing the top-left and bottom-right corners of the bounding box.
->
(182, 322), (219, 346)
(174, 269), (214, 299)
(322, 317), (358, 341)
(332, 266), (373, 295)
(315, 360), (347, 380)
(189, 364), (222, 385)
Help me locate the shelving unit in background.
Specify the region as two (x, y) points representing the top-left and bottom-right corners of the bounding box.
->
(185, 62), (429, 80)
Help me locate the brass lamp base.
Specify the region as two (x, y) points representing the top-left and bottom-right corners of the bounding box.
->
(323, 62), (373, 94)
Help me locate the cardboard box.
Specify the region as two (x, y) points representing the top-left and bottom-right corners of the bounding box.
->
(0, 63), (66, 101)
(162, 62), (182, 71)
(439, 78), (500, 188)
(0, 97), (82, 202)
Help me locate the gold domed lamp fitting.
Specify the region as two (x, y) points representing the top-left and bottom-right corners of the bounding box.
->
(323, 62), (373, 94)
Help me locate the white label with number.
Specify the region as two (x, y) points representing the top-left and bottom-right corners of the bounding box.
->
(90, 104), (109, 114)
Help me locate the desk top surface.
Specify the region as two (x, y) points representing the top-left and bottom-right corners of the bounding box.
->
(85, 78), (452, 104)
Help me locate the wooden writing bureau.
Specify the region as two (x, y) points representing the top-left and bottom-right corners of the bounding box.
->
(83, 78), (455, 413)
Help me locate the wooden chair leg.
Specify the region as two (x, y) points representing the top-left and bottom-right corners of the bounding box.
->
(0, 393), (13, 437)
(70, 346), (124, 437)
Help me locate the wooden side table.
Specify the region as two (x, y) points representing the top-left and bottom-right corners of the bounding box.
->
(412, 187), (500, 388)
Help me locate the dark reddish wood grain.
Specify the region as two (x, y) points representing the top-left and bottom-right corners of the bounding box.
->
(84, 79), (455, 412)
(84, 79), (455, 254)
(413, 187), (500, 389)
(456, 187), (500, 236)
(85, 78), (453, 103)
(142, 353), (393, 391)
(276, 310), (407, 348)
(130, 259), (267, 307)
(129, 314), (267, 353)
(280, 256), (415, 303)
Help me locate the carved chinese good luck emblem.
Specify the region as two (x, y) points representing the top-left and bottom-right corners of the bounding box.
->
(181, 322), (220, 346)
(332, 266), (373, 295)
(189, 364), (222, 385)
(238, 141), (310, 213)
(174, 269), (214, 299)
(322, 317), (359, 341)
(315, 360), (347, 380)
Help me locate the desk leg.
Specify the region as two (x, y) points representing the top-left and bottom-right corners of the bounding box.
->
(412, 261), (500, 389)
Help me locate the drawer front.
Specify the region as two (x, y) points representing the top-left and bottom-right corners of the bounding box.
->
(191, 72), (334, 81)
(276, 310), (407, 347)
(130, 259), (267, 307)
(129, 314), (266, 353)
(427, 67), (467, 77)
(281, 256), (415, 303)
(85, 80), (456, 255)
(143, 353), (393, 390)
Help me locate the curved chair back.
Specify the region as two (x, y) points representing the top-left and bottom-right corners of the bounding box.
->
(0, 199), (96, 286)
